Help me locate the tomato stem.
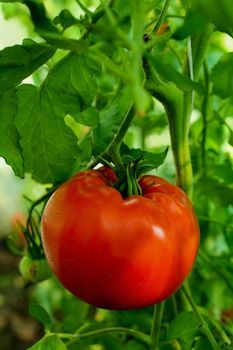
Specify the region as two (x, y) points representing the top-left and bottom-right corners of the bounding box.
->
(182, 284), (221, 350)
(75, 0), (92, 16)
(145, 23), (213, 198)
(25, 188), (56, 259)
(150, 301), (165, 350)
(90, 105), (135, 171)
(198, 306), (231, 346)
(151, 0), (172, 34)
(201, 61), (211, 174)
(61, 327), (150, 347)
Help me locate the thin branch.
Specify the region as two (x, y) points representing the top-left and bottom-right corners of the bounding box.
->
(152, 0), (172, 34)
(75, 0), (92, 15)
(150, 302), (165, 350)
(61, 327), (150, 347)
(182, 284), (221, 350)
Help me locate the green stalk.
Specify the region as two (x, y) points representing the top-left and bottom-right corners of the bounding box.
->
(90, 105), (135, 170)
(182, 285), (221, 350)
(150, 302), (165, 350)
(152, 0), (172, 34)
(201, 61), (211, 173)
(60, 327), (150, 347)
(199, 307), (231, 346)
(146, 24), (213, 197)
(105, 105), (135, 169)
(75, 0), (92, 15)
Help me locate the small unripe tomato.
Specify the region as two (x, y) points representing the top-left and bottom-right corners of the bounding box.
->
(41, 168), (199, 310)
(19, 256), (51, 283)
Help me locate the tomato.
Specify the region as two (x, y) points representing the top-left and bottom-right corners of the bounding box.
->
(19, 256), (51, 283)
(41, 168), (200, 310)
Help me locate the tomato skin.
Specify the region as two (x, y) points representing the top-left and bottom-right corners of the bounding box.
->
(41, 168), (200, 310)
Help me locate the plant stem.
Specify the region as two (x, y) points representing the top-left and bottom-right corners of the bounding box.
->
(199, 307), (231, 346)
(150, 302), (165, 350)
(88, 48), (133, 83)
(75, 0), (92, 15)
(172, 24), (213, 196)
(171, 294), (178, 317)
(182, 285), (221, 350)
(63, 327), (150, 347)
(106, 105), (135, 168)
(89, 105), (135, 170)
(152, 0), (172, 34)
(201, 61), (211, 174)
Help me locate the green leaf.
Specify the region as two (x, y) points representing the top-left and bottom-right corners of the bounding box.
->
(77, 106), (99, 127)
(211, 53), (233, 98)
(25, 0), (59, 35)
(42, 53), (100, 123)
(13, 52), (100, 183)
(136, 149), (168, 176)
(15, 84), (79, 184)
(27, 335), (67, 350)
(167, 311), (199, 350)
(79, 133), (93, 166)
(0, 89), (24, 177)
(192, 0), (233, 36)
(194, 336), (212, 350)
(93, 88), (133, 155)
(25, 1), (88, 53)
(29, 304), (52, 331)
(121, 143), (168, 176)
(195, 176), (233, 206)
(0, 39), (55, 97)
(146, 53), (204, 94)
(53, 9), (78, 30)
(173, 10), (208, 40)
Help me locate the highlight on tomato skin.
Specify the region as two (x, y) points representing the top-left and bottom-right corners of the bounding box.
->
(41, 167), (200, 310)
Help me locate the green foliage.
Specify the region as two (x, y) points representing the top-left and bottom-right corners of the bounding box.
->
(123, 339), (148, 350)
(29, 304), (52, 331)
(167, 311), (199, 349)
(93, 88), (132, 155)
(0, 0), (233, 349)
(211, 53), (233, 98)
(15, 84), (79, 184)
(192, 0), (233, 36)
(0, 89), (23, 176)
(146, 52), (204, 94)
(27, 335), (67, 350)
(0, 39), (55, 97)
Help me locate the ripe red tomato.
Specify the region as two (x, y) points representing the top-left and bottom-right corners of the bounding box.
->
(41, 168), (199, 310)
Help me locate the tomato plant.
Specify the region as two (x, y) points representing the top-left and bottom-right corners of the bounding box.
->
(0, 0), (233, 349)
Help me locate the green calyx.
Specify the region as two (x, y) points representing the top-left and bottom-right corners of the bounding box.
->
(116, 160), (142, 197)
